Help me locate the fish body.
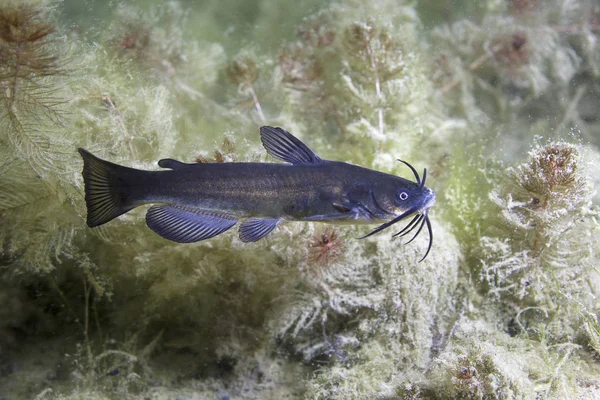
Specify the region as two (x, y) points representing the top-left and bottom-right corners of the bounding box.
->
(79, 126), (436, 259)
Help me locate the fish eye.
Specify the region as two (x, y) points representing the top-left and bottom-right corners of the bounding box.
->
(398, 190), (409, 201)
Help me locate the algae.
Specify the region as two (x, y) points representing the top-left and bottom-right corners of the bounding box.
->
(0, 0), (599, 399)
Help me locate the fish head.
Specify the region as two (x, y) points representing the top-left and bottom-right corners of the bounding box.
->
(375, 179), (436, 217)
(360, 159), (436, 261)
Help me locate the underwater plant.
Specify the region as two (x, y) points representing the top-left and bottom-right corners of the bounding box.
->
(226, 52), (267, 122)
(309, 228), (344, 266)
(480, 142), (598, 347)
(0, 0), (80, 275)
(194, 136), (238, 163)
(1, 0), (600, 399)
(429, 0), (600, 152)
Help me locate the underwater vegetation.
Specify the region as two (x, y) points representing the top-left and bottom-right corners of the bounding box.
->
(0, 0), (599, 398)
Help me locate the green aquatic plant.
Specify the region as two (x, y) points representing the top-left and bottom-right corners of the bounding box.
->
(194, 136), (238, 163)
(1, 0), (600, 399)
(280, 13), (413, 141)
(0, 0), (80, 274)
(482, 142), (596, 311)
(428, 0), (600, 151)
(431, 14), (579, 125)
(100, 1), (230, 152)
(0, 1), (67, 149)
(423, 318), (600, 399)
(108, 3), (192, 86)
(225, 52), (267, 122)
(278, 3), (428, 150)
(340, 19), (409, 140)
(427, 141), (600, 398)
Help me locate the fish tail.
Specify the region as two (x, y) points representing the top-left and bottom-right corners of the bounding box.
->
(78, 148), (140, 227)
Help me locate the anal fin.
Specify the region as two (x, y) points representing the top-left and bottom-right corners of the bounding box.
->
(146, 205), (237, 243)
(239, 218), (281, 242)
(304, 203), (373, 222)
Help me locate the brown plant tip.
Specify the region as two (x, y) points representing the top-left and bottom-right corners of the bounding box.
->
(296, 15), (336, 48)
(493, 32), (530, 68)
(278, 14), (333, 92)
(0, 3), (64, 115)
(112, 20), (152, 58)
(431, 53), (453, 88)
(342, 20), (405, 83)
(510, 0), (539, 15)
(0, 4), (59, 75)
(107, 6), (187, 79)
(529, 145), (576, 193)
(195, 138), (237, 163)
(344, 20), (376, 51)
(519, 143), (584, 212)
(457, 365), (478, 381)
(225, 56), (259, 87)
(453, 359), (483, 393)
(278, 45), (323, 91)
(0, 5), (54, 44)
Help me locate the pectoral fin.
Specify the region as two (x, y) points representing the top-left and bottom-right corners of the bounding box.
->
(304, 212), (357, 221)
(304, 203), (373, 221)
(239, 217), (281, 242)
(146, 205), (237, 243)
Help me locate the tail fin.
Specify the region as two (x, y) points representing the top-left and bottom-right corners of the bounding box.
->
(78, 148), (138, 227)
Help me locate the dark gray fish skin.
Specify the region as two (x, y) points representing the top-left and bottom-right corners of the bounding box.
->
(78, 126), (436, 258)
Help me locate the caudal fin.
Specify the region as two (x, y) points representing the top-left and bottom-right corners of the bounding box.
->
(78, 148), (137, 227)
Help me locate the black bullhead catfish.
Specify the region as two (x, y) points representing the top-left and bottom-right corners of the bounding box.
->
(79, 126), (436, 260)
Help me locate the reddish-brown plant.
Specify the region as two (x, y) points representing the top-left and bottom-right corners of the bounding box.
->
(195, 138), (237, 163)
(493, 32), (530, 68)
(310, 228), (344, 264)
(0, 3), (64, 118)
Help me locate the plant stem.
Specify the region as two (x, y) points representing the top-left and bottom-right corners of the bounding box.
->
(440, 43), (503, 94)
(247, 85), (266, 122)
(366, 40), (384, 137)
(102, 93), (136, 158)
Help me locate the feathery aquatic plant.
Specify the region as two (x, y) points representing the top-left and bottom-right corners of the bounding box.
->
(0, 0), (81, 274)
(0, 1), (69, 177)
(1, 0), (600, 399)
(480, 142), (598, 350)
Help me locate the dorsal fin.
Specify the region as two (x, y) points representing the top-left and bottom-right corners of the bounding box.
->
(158, 158), (189, 170)
(260, 126), (322, 165)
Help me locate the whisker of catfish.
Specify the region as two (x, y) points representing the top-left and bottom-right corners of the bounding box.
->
(397, 159), (420, 185)
(392, 214), (421, 238)
(418, 215), (433, 262)
(394, 215), (424, 239)
(358, 207), (418, 239)
(405, 215), (426, 244)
